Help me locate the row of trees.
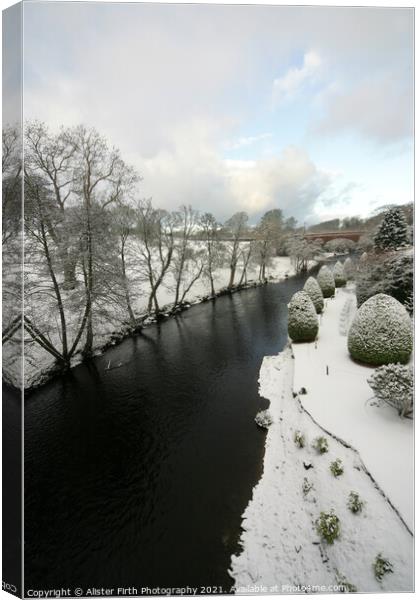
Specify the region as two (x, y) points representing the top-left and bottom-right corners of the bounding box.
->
(3, 122), (310, 370)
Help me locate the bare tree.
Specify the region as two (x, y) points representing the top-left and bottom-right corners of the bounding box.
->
(135, 199), (175, 314)
(199, 212), (224, 296)
(255, 209), (284, 281)
(224, 211), (249, 289)
(25, 122), (79, 289)
(238, 241), (255, 286)
(24, 174), (81, 366)
(2, 125), (22, 246)
(286, 235), (322, 273)
(65, 125), (138, 356)
(111, 204), (138, 325)
(171, 205), (201, 308)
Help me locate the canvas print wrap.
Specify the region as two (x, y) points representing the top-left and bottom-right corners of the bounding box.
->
(2, 1), (414, 597)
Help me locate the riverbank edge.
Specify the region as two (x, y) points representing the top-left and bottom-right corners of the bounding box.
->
(17, 261), (323, 394)
(229, 347), (413, 592)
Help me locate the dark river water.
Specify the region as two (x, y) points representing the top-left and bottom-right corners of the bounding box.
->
(20, 272), (314, 595)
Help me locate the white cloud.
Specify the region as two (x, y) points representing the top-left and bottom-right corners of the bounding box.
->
(272, 51), (322, 105)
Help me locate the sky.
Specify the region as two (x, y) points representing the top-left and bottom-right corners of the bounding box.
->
(17, 1), (414, 225)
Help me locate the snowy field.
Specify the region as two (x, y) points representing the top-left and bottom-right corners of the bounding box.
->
(230, 286), (413, 593)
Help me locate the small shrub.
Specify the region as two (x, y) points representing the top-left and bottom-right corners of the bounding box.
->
(330, 459), (344, 477)
(313, 436), (329, 454)
(347, 491), (364, 514)
(347, 294), (413, 365)
(333, 261), (346, 287)
(368, 363), (413, 418)
(373, 554), (393, 581)
(255, 410), (273, 429)
(302, 477), (314, 496)
(294, 430), (305, 448)
(317, 265), (335, 298)
(303, 276), (324, 314)
(288, 291), (318, 342)
(316, 510), (340, 544)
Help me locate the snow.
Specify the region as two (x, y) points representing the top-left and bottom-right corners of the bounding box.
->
(10, 252), (314, 389)
(230, 285), (413, 592)
(294, 287), (414, 529)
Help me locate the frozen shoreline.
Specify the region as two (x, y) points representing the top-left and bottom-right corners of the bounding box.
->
(230, 292), (413, 592)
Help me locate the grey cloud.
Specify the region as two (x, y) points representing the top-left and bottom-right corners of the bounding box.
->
(314, 77), (413, 143)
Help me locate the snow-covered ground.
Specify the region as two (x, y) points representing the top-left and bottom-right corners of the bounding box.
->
(294, 286), (414, 529)
(153, 255), (300, 311)
(7, 253), (313, 389)
(230, 286), (413, 593)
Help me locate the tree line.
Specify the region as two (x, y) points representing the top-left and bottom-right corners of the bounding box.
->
(3, 122), (314, 370)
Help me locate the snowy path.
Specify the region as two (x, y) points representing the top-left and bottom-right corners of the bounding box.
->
(230, 349), (413, 593)
(294, 286), (414, 529)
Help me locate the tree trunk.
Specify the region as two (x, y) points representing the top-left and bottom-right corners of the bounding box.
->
(62, 251), (78, 290)
(228, 265), (236, 289)
(121, 242), (136, 325)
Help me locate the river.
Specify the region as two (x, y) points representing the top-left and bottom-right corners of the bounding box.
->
(20, 272), (315, 594)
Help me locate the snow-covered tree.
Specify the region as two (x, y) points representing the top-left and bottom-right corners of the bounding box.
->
(317, 265), (335, 298)
(324, 238), (355, 254)
(355, 251), (413, 308)
(224, 211), (249, 288)
(343, 257), (355, 280)
(347, 294), (413, 365)
(303, 276), (324, 314)
(286, 235), (322, 273)
(333, 261), (346, 287)
(368, 364), (413, 418)
(288, 291), (318, 342)
(374, 207), (409, 251)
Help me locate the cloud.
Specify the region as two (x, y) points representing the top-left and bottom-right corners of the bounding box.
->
(20, 3), (413, 222)
(139, 133), (334, 223)
(314, 76), (413, 143)
(272, 51), (322, 105)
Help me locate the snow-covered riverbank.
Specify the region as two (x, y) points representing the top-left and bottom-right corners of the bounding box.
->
(230, 288), (413, 593)
(8, 255), (316, 390)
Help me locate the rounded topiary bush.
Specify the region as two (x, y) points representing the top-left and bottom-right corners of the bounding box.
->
(347, 294), (412, 365)
(317, 265), (335, 298)
(288, 291), (318, 342)
(333, 261), (346, 287)
(303, 276), (324, 314)
(343, 257), (354, 280)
